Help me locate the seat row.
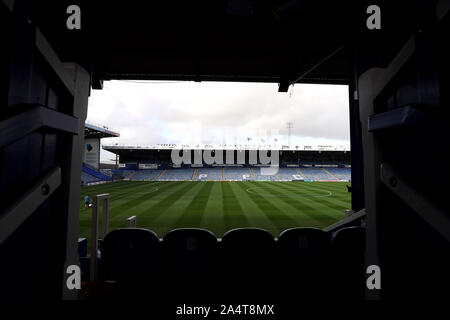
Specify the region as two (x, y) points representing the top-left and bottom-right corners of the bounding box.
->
(98, 226), (366, 299)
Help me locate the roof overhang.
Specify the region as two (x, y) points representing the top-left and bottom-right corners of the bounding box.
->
(84, 123), (120, 139)
(36, 0), (353, 89)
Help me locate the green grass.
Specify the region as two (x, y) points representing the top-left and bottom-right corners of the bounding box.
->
(79, 181), (350, 242)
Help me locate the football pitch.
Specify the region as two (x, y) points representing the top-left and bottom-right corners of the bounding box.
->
(79, 181), (350, 240)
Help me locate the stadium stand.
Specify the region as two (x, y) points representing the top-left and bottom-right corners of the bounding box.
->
(223, 167), (253, 181)
(196, 167), (223, 181)
(81, 163), (112, 184)
(130, 169), (163, 181)
(252, 167), (281, 181)
(157, 168), (194, 181)
(327, 167), (351, 181)
(299, 167), (337, 181)
(100, 169), (113, 177)
(81, 171), (103, 185)
(82, 163), (112, 181)
(278, 168), (304, 181)
(104, 166), (351, 182)
(111, 170), (136, 180)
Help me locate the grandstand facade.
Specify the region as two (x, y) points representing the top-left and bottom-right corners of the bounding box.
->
(103, 144), (351, 182)
(81, 123), (119, 185)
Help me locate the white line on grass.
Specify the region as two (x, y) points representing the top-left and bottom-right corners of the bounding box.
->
(115, 181), (163, 196)
(245, 186), (332, 198)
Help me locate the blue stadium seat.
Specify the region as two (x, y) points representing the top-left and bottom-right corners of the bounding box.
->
(327, 167), (351, 180)
(277, 227), (332, 297)
(163, 228), (218, 274)
(299, 167), (337, 181)
(101, 228), (161, 282)
(159, 168), (194, 180)
(103, 166), (351, 182)
(221, 228), (276, 273)
(277, 227), (330, 265)
(100, 169), (112, 177)
(78, 238), (88, 258)
(131, 169), (162, 181)
(82, 163), (112, 181)
(278, 168), (304, 181)
(220, 228), (277, 298)
(111, 169), (135, 180)
(252, 167), (280, 181)
(331, 226), (366, 299)
(224, 167), (253, 181)
(196, 167), (222, 181)
(332, 226), (365, 255)
(81, 171), (102, 185)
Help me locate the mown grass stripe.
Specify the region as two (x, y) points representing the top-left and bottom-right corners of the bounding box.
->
(268, 182), (347, 215)
(236, 182), (298, 234)
(230, 182), (279, 235)
(80, 181), (147, 195)
(200, 182), (226, 237)
(251, 182), (328, 226)
(80, 181), (160, 205)
(277, 181), (351, 208)
(222, 181), (249, 230)
(150, 182), (207, 232)
(266, 182), (346, 225)
(257, 182), (335, 227)
(108, 181), (185, 215)
(174, 182), (214, 227)
(134, 182), (197, 222)
(79, 182), (184, 237)
(80, 182), (186, 237)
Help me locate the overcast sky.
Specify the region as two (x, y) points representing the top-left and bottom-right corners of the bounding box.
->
(87, 81), (350, 162)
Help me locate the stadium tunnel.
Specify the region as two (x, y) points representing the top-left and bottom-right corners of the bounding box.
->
(0, 0), (449, 303)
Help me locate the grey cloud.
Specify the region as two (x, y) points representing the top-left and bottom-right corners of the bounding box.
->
(87, 81), (350, 161)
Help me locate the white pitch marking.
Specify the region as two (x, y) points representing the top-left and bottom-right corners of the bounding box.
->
(245, 186), (332, 198)
(115, 182), (162, 196)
